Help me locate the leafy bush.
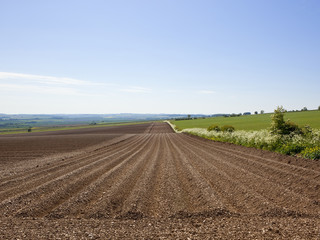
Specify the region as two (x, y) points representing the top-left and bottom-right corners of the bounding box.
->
(301, 147), (320, 160)
(279, 144), (305, 155)
(301, 125), (311, 134)
(221, 125), (235, 132)
(270, 106), (302, 135)
(270, 106), (286, 134)
(283, 120), (302, 134)
(207, 124), (220, 132)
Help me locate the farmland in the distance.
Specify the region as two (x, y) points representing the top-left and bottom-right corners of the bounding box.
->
(0, 122), (319, 239)
(0, 113), (199, 134)
(172, 110), (320, 131)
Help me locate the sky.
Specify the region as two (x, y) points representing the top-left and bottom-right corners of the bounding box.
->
(0, 0), (319, 114)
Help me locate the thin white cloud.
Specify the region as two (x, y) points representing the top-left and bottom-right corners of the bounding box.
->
(0, 72), (151, 97)
(0, 83), (83, 95)
(197, 90), (215, 94)
(0, 71), (119, 98)
(0, 72), (90, 85)
(0, 71), (113, 86)
(119, 86), (152, 93)
(0, 83), (107, 97)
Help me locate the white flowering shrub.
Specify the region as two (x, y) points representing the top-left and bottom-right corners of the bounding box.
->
(182, 128), (320, 160)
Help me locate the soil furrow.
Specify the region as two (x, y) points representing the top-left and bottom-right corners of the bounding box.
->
(44, 136), (158, 219)
(140, 134), (177, 217)
(0, 135), (144, 202)
(181, 134), (320, 201)
(202, 143), (320, 201)
(176, 134), (320, 216)
(0, 134), (144, 200)
(184, 133), (320, 175)
(12, 134), (153, 218)
(0, 134), (153, 217)
(171, 134), (287, 214)
(82, 135), (161, 219)
(115, 134), (163, 218)
(0, 134), (139, 187)
(166, 134), (228, 215)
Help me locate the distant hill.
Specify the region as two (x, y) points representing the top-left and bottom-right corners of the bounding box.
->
(0, 113), (212, 130)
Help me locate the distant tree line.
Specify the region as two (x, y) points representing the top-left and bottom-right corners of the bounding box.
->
(174, 106), (319, 121)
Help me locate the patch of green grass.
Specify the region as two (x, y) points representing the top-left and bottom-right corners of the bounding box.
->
(172, 110), (320, 131)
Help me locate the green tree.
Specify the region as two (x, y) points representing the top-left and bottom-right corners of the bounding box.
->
(270, 106), (285, 135)
(270, 106), (301, 135)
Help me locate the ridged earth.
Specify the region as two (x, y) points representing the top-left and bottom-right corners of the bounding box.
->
(0, 122), (319, 239)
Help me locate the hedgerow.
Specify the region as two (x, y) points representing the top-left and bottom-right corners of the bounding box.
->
(182, 128), (320, 160)
(181, 106), (320, 160)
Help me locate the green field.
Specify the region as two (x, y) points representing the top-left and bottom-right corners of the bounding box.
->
(172, 110), (320, 131)
(0, 113), (185, 134)
(0, 121), (153, 135)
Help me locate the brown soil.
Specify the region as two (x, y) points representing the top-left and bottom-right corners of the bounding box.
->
(0, 122), (319, 239)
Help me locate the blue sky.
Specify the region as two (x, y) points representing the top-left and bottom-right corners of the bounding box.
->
(0, 0), (319, 114)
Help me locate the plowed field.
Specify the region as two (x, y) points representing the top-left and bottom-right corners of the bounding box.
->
(1, 122), (320, 239)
